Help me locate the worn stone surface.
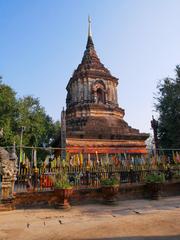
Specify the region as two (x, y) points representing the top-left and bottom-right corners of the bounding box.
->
(0, 196), (180, 240)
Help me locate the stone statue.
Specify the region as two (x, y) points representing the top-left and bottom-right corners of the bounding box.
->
(0, 130), (18, 202)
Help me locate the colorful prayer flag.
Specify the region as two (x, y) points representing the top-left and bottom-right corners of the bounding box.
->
(33, 148), (37, 168)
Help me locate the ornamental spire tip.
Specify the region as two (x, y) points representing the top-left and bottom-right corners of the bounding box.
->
(88, 15), (92, 37)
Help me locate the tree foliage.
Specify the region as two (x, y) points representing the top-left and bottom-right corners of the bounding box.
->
(155, 65), (180, 148)
(0, 81), (18, 145)
(0, 81), (60, 147)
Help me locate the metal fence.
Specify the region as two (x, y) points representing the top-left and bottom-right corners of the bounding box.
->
(2, 145), (180, 193)
(14, 164), (180, 193)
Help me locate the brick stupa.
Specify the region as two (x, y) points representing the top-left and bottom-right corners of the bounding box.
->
(65, 18), (149, 154)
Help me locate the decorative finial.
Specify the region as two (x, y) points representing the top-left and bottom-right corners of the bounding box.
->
(88, 15), (92, 37)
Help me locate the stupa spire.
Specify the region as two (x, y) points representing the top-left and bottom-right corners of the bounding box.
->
(86, 16), (94, 49)
(88, 15), (92, 37)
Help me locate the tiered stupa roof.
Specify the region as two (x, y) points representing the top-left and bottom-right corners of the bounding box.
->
(68, 19), (117, 85)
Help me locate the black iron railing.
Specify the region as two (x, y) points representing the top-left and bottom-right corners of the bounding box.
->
(14, 164), (180, 192)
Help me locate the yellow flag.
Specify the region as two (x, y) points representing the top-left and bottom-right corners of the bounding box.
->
(66, 152), (70, 162)
(173, 151), (177, 163)
(19, 147), (23, 163)
(176, 152), (180, 163)
(79, 153), (83, 167)
(56, 156), (61, 168)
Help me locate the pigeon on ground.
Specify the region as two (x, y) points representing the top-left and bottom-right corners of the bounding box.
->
(133, 210), (141, 214)
(59, 220), (63, 224)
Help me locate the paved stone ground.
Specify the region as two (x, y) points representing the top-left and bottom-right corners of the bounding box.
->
(0, 196), (180, 240)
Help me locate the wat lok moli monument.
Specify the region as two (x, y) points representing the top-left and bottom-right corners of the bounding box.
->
(65, 18), (149, 154)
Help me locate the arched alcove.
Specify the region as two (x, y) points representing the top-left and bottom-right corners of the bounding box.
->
(97, 88), (105, 104)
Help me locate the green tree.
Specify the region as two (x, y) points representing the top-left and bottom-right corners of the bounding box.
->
(155, 65), (180, 148)
(0, 81), (18, 146)
(15, 96), (60, 147)
(0, 80), (60, 148)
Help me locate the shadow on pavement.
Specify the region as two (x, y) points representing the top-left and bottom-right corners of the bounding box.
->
(84, 236), (180, 240)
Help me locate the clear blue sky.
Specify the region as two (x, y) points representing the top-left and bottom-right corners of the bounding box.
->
(1, 0), (180, 133)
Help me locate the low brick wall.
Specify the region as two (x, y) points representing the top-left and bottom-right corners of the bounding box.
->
(161, 180), (180, 197)
(14, 191), (57, 208)
(118, 183), (145, 200)
(5, 180), (180, 209)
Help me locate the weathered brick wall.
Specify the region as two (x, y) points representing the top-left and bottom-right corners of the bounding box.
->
(13, 181), (180, 209)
